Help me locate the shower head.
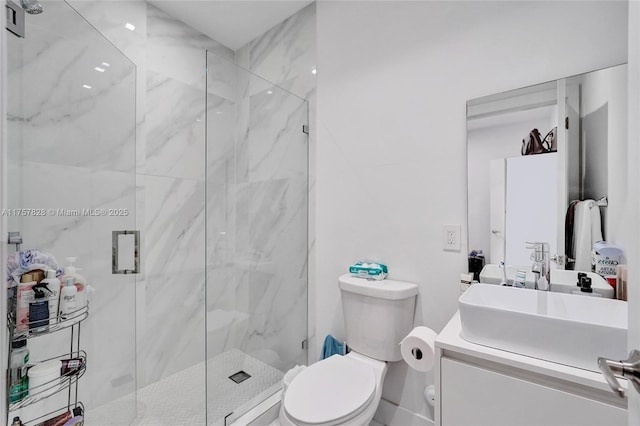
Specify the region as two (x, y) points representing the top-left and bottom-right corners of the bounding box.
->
(20, 0), (43, 14)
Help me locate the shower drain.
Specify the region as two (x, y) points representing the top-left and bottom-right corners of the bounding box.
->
(229, 370), (251, 384)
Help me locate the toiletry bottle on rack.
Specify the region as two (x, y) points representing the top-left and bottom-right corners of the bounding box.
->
(8, 339), (29, 403)
(16, 273), (36, 332)
(62, 257), (87, 308)
(59, 278), (78, 320)
(29, 284), (50, 333)
(40, 269), (61, 325)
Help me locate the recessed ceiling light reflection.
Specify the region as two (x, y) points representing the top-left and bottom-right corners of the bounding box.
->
(102, 62), (111, 67)
(125, 22), (136, 31)
(82, 84), (92, 89)
(311, 67), (317, 75)
(94, 66), (106, 73)
(267, 90), (273, 95)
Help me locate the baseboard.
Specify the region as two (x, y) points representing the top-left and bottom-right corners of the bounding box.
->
(373, 398), (434, 426)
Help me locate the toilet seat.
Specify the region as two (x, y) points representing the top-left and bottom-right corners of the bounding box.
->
(283, 355), (376, 425)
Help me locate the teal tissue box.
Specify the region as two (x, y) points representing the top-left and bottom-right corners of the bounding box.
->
(349, 262), (388, 280)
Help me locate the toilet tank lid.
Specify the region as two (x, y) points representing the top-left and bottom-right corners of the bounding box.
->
(339, 274), (419, 300)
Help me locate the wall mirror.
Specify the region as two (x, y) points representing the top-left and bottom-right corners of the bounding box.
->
(466, 64), (627, 271)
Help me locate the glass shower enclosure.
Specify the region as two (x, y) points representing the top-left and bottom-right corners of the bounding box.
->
(5, 2), (137, 424)
(205, 51), (309, 423)
(3, 2), (309, 424)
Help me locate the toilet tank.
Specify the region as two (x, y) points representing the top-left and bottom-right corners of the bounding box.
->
(338, 274), (419, 362)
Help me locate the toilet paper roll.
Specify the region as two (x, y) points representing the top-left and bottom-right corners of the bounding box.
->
(400, 326), (437, 372)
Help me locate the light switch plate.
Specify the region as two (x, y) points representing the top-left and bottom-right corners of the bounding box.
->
(443, 225), (461, 251)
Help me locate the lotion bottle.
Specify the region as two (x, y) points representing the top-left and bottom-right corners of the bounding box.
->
(59, 278), (78, 320)
(63, 257), (87, 308)
(40, 269), (61, 325)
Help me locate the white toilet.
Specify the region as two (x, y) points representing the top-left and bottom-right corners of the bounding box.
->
(279, 274), (419, 426)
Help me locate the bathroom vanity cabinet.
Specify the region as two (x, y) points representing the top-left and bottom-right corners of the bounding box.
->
(434, 312), (627, 426)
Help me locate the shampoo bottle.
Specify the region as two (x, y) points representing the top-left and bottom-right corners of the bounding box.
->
(40, 269), (61, 325)
(59, 278), (78, 320)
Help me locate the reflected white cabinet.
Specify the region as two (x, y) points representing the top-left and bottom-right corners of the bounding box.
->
(435, 313), (627, 426)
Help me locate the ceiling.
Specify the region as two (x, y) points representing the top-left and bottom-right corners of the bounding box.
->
(147, 0), (314, 50)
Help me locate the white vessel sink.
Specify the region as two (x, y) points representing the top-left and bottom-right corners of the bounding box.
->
(459, 284), (627, 372)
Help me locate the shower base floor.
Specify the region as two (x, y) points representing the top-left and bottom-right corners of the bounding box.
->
(208, 348), (284, 423)
(86, 349), (283, 425)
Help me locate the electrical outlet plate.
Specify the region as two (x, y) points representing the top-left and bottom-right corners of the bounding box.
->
(443, 225), (461, 251)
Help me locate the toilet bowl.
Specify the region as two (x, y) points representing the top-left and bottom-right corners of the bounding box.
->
(280, 274), (418, 425)
(279, 352), (387, 426)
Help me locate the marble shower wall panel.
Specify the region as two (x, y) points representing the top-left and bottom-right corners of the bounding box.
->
(232, 177), (308, 370)
(144, 174), (205, 281)
(67, 0), (147, 64)
(6, 23), (136, 172)
(146, 71), (207, 180)
(143, 173), (205, 382)
(242, 275), (308, 370)
(234, 63), (251, 185)
(66, 0), (147, 172)
(247, 87), (308, 182)
(206, 52), (237, 101)
(143, 270), (206, 383)
(237, 179), (308, 278)
(236, 3), (316, 101)
(146, 4), (232, 90)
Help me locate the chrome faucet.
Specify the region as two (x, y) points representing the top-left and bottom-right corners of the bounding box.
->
(526, 242), (550, 290)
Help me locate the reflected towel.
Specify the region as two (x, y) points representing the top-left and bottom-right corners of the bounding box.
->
(321, 335), (345, 360)
(573, 200), (603, 271)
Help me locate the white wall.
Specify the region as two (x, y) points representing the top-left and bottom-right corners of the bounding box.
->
(316, 1), (628, 420)
(580, 65), (628, 241)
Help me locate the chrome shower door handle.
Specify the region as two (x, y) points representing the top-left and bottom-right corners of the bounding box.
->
(597, 350), (640, 397)
(112, 230), (140, 274)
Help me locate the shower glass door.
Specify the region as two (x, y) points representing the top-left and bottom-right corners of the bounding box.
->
(206, 51), (309, 423)
(6, 1), (137, 423)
